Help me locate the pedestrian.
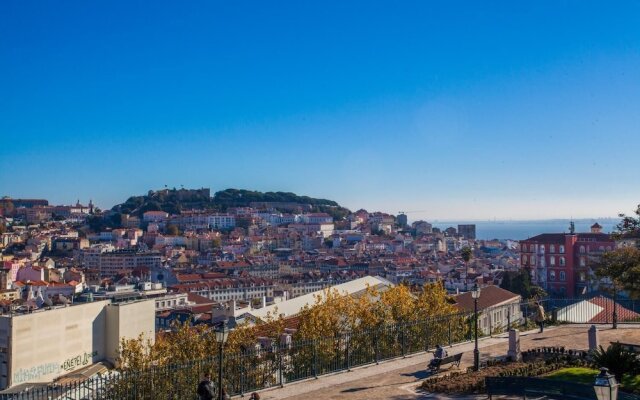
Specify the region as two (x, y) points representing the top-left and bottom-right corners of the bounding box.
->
(221, 388), (231, 400)
(197, 373), (215, 400)
(250, 393), (261, 400)
(534, 301), (545, 333)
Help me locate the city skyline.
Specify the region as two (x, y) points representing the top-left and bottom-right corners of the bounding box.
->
(2, 1), (640, 219)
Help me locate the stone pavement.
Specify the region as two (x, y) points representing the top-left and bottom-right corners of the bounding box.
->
(249, 324), (640, 400)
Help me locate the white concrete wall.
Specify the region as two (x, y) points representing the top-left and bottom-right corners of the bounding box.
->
(0, 298), (156, 389)
(7, 300), (109, 387)
(105, 299), (156, 363)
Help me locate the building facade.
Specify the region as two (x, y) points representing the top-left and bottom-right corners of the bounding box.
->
(520, 229), (615, 297)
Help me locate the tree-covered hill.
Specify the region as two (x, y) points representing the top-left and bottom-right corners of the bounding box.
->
(110, 188), (351, 220)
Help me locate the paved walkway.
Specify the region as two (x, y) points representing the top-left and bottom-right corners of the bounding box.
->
(250, 324), (640, 400)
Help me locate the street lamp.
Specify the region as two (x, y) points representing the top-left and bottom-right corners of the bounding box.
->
(594, 367), (619, 400)
(612, 285), (618, 329)
(215, 321), (230, 400)
(471, 283), (481, 371)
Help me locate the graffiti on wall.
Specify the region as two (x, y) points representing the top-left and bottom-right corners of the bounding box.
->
(12, 363), (59, 384)
(60, 351), (98, 371)
(12, 350), (99, 384)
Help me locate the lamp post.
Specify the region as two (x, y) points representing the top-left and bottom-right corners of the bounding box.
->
(612, 285), (618, 329)
(471, 283), (481, 371)
(215, 321), (230, 400)
(594, 367), (619, 400)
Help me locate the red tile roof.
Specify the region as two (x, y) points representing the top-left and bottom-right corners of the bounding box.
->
(453, 285), (520, 312)
(587, 296), (640, 323)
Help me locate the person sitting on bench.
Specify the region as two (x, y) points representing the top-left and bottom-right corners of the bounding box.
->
(428, 344), (448, 370)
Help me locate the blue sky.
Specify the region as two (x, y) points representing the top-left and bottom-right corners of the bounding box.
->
(1, 1), (639, 220)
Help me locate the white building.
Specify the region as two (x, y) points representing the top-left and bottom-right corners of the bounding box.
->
(0, 299), (155, 389)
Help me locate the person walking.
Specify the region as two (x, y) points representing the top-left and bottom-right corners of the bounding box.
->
(197, 373), (215, 400)
(534, 301), (545, 333)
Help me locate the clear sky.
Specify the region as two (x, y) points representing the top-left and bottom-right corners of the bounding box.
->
(2, 1), (639, 220)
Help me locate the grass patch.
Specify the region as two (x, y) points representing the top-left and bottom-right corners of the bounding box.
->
(544, 367), (599, 385)
(546, 367), (640, 393)
(623, 374), (640, 393)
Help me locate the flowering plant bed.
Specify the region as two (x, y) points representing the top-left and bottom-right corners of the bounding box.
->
(420, 359), (588, 394)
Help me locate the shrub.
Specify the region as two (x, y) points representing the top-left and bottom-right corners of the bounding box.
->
(591, 342), (640, 382)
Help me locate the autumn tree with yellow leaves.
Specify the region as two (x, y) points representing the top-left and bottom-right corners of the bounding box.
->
(112, 282), (467, 398)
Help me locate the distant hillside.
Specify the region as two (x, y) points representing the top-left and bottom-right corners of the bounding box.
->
(111, 188), (351, 220)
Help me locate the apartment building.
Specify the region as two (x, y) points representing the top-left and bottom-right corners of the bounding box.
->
(520, 224), (614, 297)
(170, 278), (274, 302)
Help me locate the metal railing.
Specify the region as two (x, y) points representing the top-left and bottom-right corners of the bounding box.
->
(0, 297), (632, 399)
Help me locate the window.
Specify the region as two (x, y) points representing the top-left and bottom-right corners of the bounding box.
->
(540, 245), (545, 252)
(530, 244), (535, 252)
(579, 272), (586, 282)
(550, 256), (555, 266)
(550, 270), (556, 281)
(550, 245), (556, 253)
(559, 257), (566, 266)
(531, 257), (536, 266)
(580, 246), (586, 253)
(559, 271), (566, 281)
(559, 245), (565, 253)
(599, 246), (605, 251)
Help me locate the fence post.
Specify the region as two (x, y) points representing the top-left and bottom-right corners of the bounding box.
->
(448, 318), (452, 347)
(278, 345), (284, 388)
(401, 324), (406, 358)
(424, 320), (430, 352)
(240, 349), (245, 397)
(346, 332), (351, 371)
(312, 339), (318, 379)
(374, 328), (380, 364)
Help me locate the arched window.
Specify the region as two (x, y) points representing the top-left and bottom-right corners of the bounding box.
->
(531, 257), (536, 266)
(559, 257), (566, 266)
(550, 245), (556, 253)
(540, 245), (545, 252)
(580, 257), (586, 267)
(522, 255), (528, 265)
(559, 245), (565, 253)
(559, 271), (566, 281)
(530, 244), (536, 252)
(550, 256), (555, 266)
(549, 270), (556, 281)
(579, 272), (586, 282)
(580, 246), (586, 253)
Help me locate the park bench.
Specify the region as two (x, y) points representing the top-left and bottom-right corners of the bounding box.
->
(613, 342), (640, 354)
(428, 352), (463, 373)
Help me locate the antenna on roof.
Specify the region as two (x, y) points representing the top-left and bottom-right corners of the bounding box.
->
(569, 220), (575, 235)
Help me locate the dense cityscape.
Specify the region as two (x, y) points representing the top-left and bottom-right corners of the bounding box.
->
(0, 188), (636, 396)
(3, 1), (640, 399)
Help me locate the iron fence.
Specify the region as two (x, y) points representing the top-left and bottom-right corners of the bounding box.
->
(0, 297), (633, 399)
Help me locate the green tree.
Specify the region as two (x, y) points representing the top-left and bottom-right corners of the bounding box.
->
(166, 224), (180, 236)
(500, 269), (547, 300)
(596, 247), (640, 299)
(615, 204), (640, 240)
